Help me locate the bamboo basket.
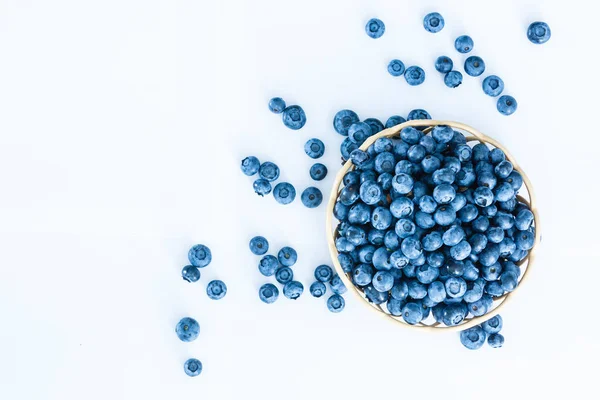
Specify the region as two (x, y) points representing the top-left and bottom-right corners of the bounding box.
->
(326, 120), (540, 332)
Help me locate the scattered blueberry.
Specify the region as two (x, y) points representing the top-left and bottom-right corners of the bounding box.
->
(305, 138), (325, 159)
(488, 333), (504, 348)
(182, 265), (200, 283)
(423, 12), (444, 33)
(268, 97), (286, 114)
(460, 326), (487, 350)
(435, 56), (453, 73)
(301, 187), (323, 208)
(283, 281), (304, 299)
(249, 236), (269, 256)
(176, 317), (200, 342)
(259, 162), (280, 182)
(278, 246), (298, 267)
(407, 109), (432, 122)
(327, 294), (346, 312)
(365, 18), (385, 39)
(206, 280), (227, 300)
(310, 281), (327, 298)
(527, 21), (551, 44)
(258, 255), (279, 277)
(444, 71), (463, 88)
(464, 56), (485, 77)
(241, 156), (260, 176)
(334, 110), (360, 136)
(275, 266), (294, 284)
(273, 182), (296, 205)
(315, 265), (334, 282)
(188, 244), (212, 268)
(282, 105), (307, 130)
(183, 358), (202, 377)
(253, 178), (272, 196)
(482, 75), (504, 97)
(310, 163), (328, 181)
(455, 35), (474, 53)
(388, 59), (406, 77)
(497, 95), (518, 116)
(330, 274), (347, 294)
(259, 283), (279, 304)
(404, 66), (426, 86)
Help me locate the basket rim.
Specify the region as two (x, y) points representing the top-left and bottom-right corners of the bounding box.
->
(325, 119), (541, 333)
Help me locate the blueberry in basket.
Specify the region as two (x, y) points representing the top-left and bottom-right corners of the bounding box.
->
(331, 123), (535, 327)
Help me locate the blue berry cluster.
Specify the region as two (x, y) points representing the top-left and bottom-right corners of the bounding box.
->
(250, 236), (304, 303)
(309, 265), (347, 313)
(333, 124), (535, 327)
(434, 55), (462, 88)
(460, 315), (505, 349)
(336, 109), (432, 163)
(268, 96), (307, 130)
(241, 156), (297, 205)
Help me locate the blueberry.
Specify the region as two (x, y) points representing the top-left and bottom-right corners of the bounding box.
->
(282, 105), (306, 130)
(301, 187), (323, 208)
(515, 209), (534, 231)
(334, 110), (360, 136)
(182, 265), (201, 283)
(432, 167), (455, 185)
(249, 236), (269, 255)
(353, 263), (374, 286)
(383, 231), (400, 251)
(419, 195), (437, 213)
(494, 211), (515, 230)
(442, 303), (468, 326)
(471, 215), (490, 233)
(365, 18), (385, 39)
(494, 182), (515, 202)
(389, 281), (408, 301)
(386, 298), (405, 316)
(377, 173), (393, 190)
(431, 126), (453, 144)
(420, 136), (437, 154)
(283, 281), (304, 300)
(348, 203), (370, 224)
(450, 193), (467, 211)
(307, 163), (328, 182)
(392, 174), (414, 196)
(393, 218), (415, 239)
(455, 35), (474, 53)
(482, 262), (502, 281)
(273, 182), (296, 205)
(515, 230), (535, 250)
(373, 271), (394, 292)
(375, 152), (396, 174)
(258, 255), (279, 276)
(361, 170), (377, 184)
(472, 187), (493, 207)
(415, 264), (439, 284)
(176, 317), (200, 342)
(456, 165), (476, 187)
(389, 197), (413, 218)
(427, 251), (445, 269)
(423, 12), (445, 33)
(407, 109), (432, 123)
(310, 281), (327, 298)
(494, 160), (513, 179)
(276, 266), (294, 285)
(497, 95), (518, 116)
(402, 302), (424, 325)
(482, 204), (498, 218)
(360, 181), (384, 205)
(435, 56), (453, 73)
(184, 358), (203, 377)
(364, 285), (388, 305)
(460, 326), (487, 350)
(477, 171), (497, 190)
(407, 145), (427, 163)
(446, 260), (465, 277)
(404, 66), (426, 86)
(441, 70), (463, 88)
(348, 122), (373, 145)
(445, 277), (467, 298)
(311, 265), (332, 284)
(372, 247), (393, 270)
(527, 21), (551, 44)
(434, 205), (456, 226)
(481, 315), (503, 334)
(386, 115), (406, 128)
(421, 231), (442, 252)
(480, 246), (501, 269)
(472, 143), (490, 162)
(338, 253), (355, 273)
(487, 227), (505, 244)
(488, 333), (504, 348)
(259, 283), (279, 304)
(433, 184), (456, 204)
(206, 280), (227, 300)
(259, 162), (279, 182)
(499, 237), (517, 257)
(188, 244), (212, 268)
(395, 160), (420, 177)
(373, 138), (393, 153)
(464, 56), (485, 77)
(401, 236), (423, 260)
(364, 118), (384, 134)
(339, 184), (360, 206)
(482, 75), (504, 97)
(390, 250), (410, 269)
(371, 207), (393, 230)
(327, 294), (346, 312)
(330, 274), (347, 294)
(253, 178), (272, 196)
(304, 138), (325, 159)
(241, 156), (260, 176)
(340, 138), (358, 161)
(455, 144), (472, 162)
(467, 297), (488, 317)
(268, 97), (286, 114)
(388, 59), (406, 76)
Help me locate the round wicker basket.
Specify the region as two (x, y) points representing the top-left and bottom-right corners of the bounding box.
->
(326, 120), (540, 332)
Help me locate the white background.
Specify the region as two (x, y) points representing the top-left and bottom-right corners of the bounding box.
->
(1, 0), (599, 399)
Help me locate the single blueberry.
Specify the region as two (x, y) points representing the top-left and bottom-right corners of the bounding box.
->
(390, 250), (410, 269)
(348, 202), (371, 224)
(386, 115), (406, 128)
(423, 12), (445, 33)
(387, 298), (405, 316)
(283, 281), (304, 299)
(515, 230), (535, 250)
(445, 277), (467, 298)
(182, 265), (201, 283)
(375, 152), (396, 174)
(282, 105), (307, 130)
(364, 118), (384, 135)
(497, 95), (518, 116)
(365, 18), (385, 39)
(249, 236), (269, 255)
(442, 303), (468, 326)
(455, 35), (474, 53)
(416, 264), (440, 284)
(360, 180), (384, 205)
(377, 172), (393, 190)
(372, 247), (393, 270)
(401, 236), (423, 260)
(527, 21), (551, 44)
(434, 205), (457, 226)
(327, 294), (346, 312)
(515, 209), (534, 231)
(206, 280), (227, 300)
(176, 317), (200, 342)
(258, 255), (279, 276)
(184, 358), (203, 377)
(455, 144), (472, 162)
(384, 231), (401, 251)
(473, 186), (494, 207)
(392, 173), (414, 195)
(371, 206), (393, 230)
(435, 56), (453, 73)
(443, 225), (466, 246)
(259, 162), (280, 182)
(488, 333), (504, 348)
(338, 253), (355, 273)
(330, 274), (347, 294)
(402, 302), (424, 325)
(374, 137), (394, 153)
(433, 167), (455, 185)
(390, 196), (414, 218)
(427, 281), (447, 303)
(241, 156), (260, 176)
(304, 138), (325, 159)
(404, 66), (426, 86)
(277, 247), (297, 268)
(464, 56), (485, 77)
(460, 326), (487, 350)
(444, 70), (463, 88)
(273, 182), (296, 205)
(275, 266), (294, 285)
(353, 263), (374, 286)
(348, 122), (373, 145)
(432, 125), (454, 144)
(259, 283), (279, 304)
(188, 244), (212, 268)
(407, 109), (432, 123)
(268, 97), (286, 114)
(407, 144), (427, 163)
(373, 271), (394, 292)
(301, 187), (323, 208)
(310, 281), (327, 298)
(334, 109), (360, 136)
(253, 178), (272, 196)
(433, 184), (456, 204)
(339, 184), (359, 206)
(494, 160), (513, 178)
(340, 138), (358, 161)
(422, 231), (443, 251)
(427, 251), (445, 268)
(482, 75), (504, 97)
(481, 315), (503, 334)
(314, 265), (333, 283)
(309, 163), (328, 181)
(415, 210), (435, 230)
(388, 59), (406, 76)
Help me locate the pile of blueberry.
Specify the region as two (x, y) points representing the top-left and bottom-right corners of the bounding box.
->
(460, 315), (505, 350)
(249, 236), (305, 303)
(241, 155), (297, 204)
(309, 265), (347, 313)
(332, 123), (535, 328)
(370, 13), (551, 116)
